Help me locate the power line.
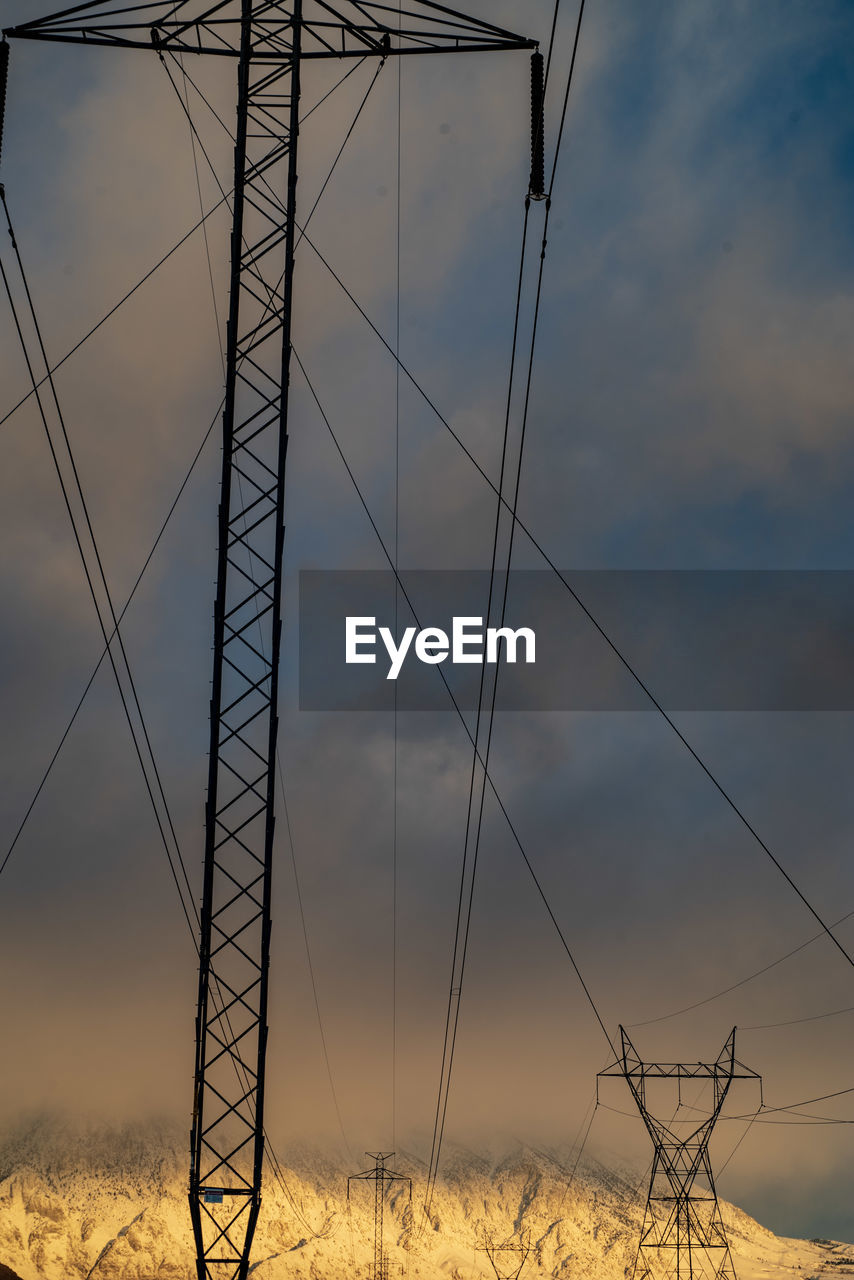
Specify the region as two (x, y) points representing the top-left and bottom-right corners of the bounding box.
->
(422, 0), (591, 1220)
(296, 209), (854, 987)
(168, 43), (369, 140)
(392, 4), (402, 1156)
(293, 343), (613, 1045)
(0, 191), (231, 433)
(630, 905), (854, 1029)
(546, 0), (585, 196)
(175, 49), (225, 374)
(742, 1003), (854, 1031)
(278, 762), (354, 1161)
(1, 189), (199, 913)
(0, 59), (370, 436)
(422, 193), (534, 1232)
(676, 1083), (854, 1122)
(0, 397), (221, 883)
(422, 108), (573, 1217)
(753, 1084), (854, 1114)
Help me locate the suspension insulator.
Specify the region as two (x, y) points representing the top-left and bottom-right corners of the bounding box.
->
(0, 41), (9, 171)
(529, 50), (545, 200)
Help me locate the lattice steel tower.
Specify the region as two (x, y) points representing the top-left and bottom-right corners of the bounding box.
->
(479, 1227), (531, 1280)
(349, 1151), (412, 1280)
(599, 1027), (761, 1280)
(1, 4), (536, 1277)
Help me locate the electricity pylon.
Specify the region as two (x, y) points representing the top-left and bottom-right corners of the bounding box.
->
(478, 1227), (531, 1280)
(1, 4), (536, 1277)
(349, 1151), (412, 1280)
(599, 1028), (761, 1280)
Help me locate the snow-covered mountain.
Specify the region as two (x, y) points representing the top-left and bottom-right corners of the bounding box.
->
(0, 1115), (850, 1279)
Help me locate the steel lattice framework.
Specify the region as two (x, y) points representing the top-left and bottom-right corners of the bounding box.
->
(349, 1151), (412, 1280)
(599, 1028), (761, 1280)
(479, 1228), (531, 1280)
(3, 4), (535, 1277)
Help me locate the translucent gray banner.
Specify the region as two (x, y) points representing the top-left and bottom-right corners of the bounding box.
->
(298, 570), (854, 711)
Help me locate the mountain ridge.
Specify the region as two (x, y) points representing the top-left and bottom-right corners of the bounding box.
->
(0, 1114), (850, 1279)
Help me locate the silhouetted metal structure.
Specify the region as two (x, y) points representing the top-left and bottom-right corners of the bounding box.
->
(479, 1227), (531, 1280)
(599, 1028), (761, 1280)
(349, 1151), (412, 1280)
(1, 4), (536, 1277)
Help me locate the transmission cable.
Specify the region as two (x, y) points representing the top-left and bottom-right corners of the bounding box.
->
(392, 15), (402, 1156)
(669, 1084), (854, 1128)
(546, 0), (585, 198)
(521, 1085), (602, 1220)
(718, 1108), (760, 1169)
(293, 345), (613, 1047)
(1, 189), (198, 936)
(0, 397), (221, 883)
(630, 904), (854, 1029)
(734, 1084), (854, 1115)
(168, 45), (368, 141)
(0, 190), (230, 433)
(156, 42), (384, 369)
(295, 207), (854, 985)
(422, 0), (592, 1220)
(279, 763), (354, 1161)
(741, 1002), (854, 1032)
(421, 192), (532, 1226)
(0, 58), (368, 436)
(159, 45), (384, 267)
(175, 50), (225, 371)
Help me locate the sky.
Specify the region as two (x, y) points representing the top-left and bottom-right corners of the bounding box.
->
(1, 0), (854, 1248)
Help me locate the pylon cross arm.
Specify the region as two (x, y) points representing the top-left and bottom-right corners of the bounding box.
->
(3, 0), (536, 58)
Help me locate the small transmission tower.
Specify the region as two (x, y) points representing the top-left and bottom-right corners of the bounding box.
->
(478, 1227), (531, 1280)
(599, 1027), (761, 1280)
(349, 1152), (412, 1280)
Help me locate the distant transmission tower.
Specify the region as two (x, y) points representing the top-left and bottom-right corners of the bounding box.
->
(478, 1227), (531, 1280)
(349, 1152), (412, 1280)
(599, 1028), (761, 1280)
(1, 5), (537, 1279)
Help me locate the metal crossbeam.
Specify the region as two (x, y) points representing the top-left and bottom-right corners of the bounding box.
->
(3, 3), (535, 1278)
(599, 1028), (761, 1280)
(479, 1228), (531, 1280)
(4, 0), (535, 58)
